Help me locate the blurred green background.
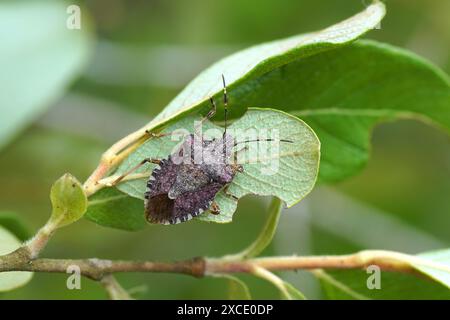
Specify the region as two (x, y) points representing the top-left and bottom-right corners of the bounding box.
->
(0, 0), (449, 299)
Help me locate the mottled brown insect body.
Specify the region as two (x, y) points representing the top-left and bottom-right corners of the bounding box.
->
(144, 133), (241, 225)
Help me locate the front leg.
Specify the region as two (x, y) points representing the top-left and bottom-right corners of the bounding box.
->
(210, 201), (221, 215)
(112, 158), (161, 186)
(223, 185), (239, 201)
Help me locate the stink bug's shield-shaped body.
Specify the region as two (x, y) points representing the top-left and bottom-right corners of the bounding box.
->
(111, 75), (293, 225)
(144, 133), (239, 225)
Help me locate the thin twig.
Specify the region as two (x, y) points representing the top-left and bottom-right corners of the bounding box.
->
(252, 265), (291, 299)
(24, 218), (62, 259)
(2, 250), (441, 282)
(101, 275), (134, 300)
(83, 128), (151, 196)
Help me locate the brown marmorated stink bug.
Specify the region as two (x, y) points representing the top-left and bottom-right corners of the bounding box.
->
(114, 75), (293, 225)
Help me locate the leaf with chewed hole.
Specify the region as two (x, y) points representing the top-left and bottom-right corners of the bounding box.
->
(136, 1), (446, 184)
(101, 108), (319, 228)
(84, 2), (387, 230)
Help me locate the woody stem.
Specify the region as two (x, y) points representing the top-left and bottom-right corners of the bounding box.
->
(1, 249), (440, 282)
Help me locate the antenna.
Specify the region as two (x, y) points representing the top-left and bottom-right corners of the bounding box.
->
(234, 138), (294, 147)
(221, 74), (228, 136)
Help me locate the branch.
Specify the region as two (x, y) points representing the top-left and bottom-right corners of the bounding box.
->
(24, 219), (60, 259)
(0, 255), (206, 280)
(2, 250), (444, 282)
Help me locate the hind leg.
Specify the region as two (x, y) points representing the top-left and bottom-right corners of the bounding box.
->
(111, 158), (161, 186)
(210, 201), (221, 215)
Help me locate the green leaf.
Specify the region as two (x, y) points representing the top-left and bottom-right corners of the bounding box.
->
(319, 269), (450, 300)
(0, 226), (33, 292)
(87, 1), (450, 228)
(86, 3), (386, 229)
(415, 249), (450, 289)
(108, 108), (319, 228)
(281, 281), (307, 300)
(235, 40), (450, 182)
(116, 2), (388, 186)
(230, 197), (283, 259)
(0, 212), (31, 241)
(140, 4), (446, 184)
(0, 0), (93, 149)
(145, 2), (385, 131)
(318, 250), (450, 300)
(85, 188), (146, 231)
(50, 173), (87, 228)
(186, 39), (450, 183)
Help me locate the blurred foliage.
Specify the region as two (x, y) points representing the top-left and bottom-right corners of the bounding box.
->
(0, 1), (92, 149)
(0, 225), (33, 292)
(0, 0), (449, 299)
(0, 212), (31, 242)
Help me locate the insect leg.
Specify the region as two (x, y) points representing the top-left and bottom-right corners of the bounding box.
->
(210, 201), (221, 215)
(221, 74), (228, 135)
(112, 158), (161, 185)
(232, 145), (249, 165)
(145, 130), (187, 139)
(222, 185), (239, 201)
(206, 97), (217, 120)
